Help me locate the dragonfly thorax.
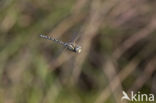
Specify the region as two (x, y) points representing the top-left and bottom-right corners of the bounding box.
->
(66, 44), (82, 53)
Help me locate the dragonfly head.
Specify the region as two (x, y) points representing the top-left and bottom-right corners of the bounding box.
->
(74, 45), (82, 53)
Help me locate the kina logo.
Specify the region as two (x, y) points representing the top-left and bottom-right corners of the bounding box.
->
(121, 91), (155, 102)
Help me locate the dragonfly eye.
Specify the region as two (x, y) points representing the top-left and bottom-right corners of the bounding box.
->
(75, 46), (82, 53)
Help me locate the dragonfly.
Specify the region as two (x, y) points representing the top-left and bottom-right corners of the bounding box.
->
(40, 34), (82, 53)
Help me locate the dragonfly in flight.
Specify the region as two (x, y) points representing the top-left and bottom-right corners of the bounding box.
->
(40, 34), (82, 53)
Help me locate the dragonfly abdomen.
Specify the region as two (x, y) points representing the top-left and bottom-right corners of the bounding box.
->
(40, 34), (67, 46)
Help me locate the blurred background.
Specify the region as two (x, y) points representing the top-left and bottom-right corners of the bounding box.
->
(0, 0), (156, 103)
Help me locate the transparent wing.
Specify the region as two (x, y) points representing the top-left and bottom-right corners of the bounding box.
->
(68, 31), (81, 44)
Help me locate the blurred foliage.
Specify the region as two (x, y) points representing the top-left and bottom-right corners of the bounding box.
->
(0, 0), (156, 103)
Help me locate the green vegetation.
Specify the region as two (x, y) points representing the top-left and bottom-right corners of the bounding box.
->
(0, 0), (156, 103)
